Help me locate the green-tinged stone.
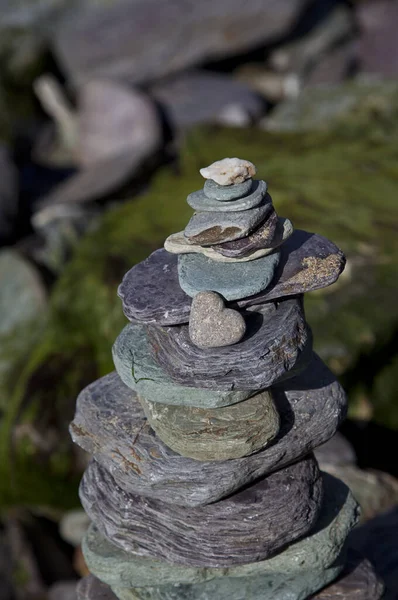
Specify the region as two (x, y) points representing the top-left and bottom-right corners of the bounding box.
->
(112, 322), (254, 408)
(82, 474), (358, 588)
(177, 250), (280, 300)
(187, 180), (267, 212)
(204, 178), (252, 201)
(138, 388), (279, 460)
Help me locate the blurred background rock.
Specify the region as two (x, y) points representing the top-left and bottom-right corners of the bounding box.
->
(0, 0), (397, 598)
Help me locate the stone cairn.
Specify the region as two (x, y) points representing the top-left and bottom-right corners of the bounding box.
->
(72, 158), (384, 600)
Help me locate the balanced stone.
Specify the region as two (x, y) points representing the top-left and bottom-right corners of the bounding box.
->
(165, 230), (279, 263)
(113, 321), (254, 408)
(187, 180), (267, 212)
(70, 354), (346, 506)
(148, 298), (311, 390)
(118, 231), (345, 325)
(82, 474), (357, 589)
(204, 177), (252, 201)
(138, 388), (280, 461)
(177, 249), (280, 300)
(80, 455), (323, 567)
(200, 158), (256, 185)
(188, 291), (246, 349)
(213, 212), (291, 258)
(184, 198), (272, 245)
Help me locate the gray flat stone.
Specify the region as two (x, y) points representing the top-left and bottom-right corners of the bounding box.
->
(213, 211), (289, 258)
(80, 455), (323, 567)
(164, 230), (279, 263)
(118, 230), (345, 326)
(178, 249), (280, 300)
(187, 180), (267, 212)
(204, 177), (252, 201)
(188, 291), (246, 349)
(113, 322), (254, 408)
(138, 388), (279, 461)
(148, 297), (311, 390)
(70, 354), (346, 507)
(82, 474), (357, 588)
(184, 198), (272, 245)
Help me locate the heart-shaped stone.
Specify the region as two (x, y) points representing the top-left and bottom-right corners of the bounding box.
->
(189, 291), (246, 349)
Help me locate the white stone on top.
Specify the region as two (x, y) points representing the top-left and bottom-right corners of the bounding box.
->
(199, 158), (256, 186)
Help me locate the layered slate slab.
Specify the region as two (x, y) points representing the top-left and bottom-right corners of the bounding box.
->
(138, 388), (280, 461)
(118, 230), (345, 325)
(81, 475), (357, 589)
(80, 456), (323, 567)
(147, 297), (311, 390)
(70, 354), (346, 507)
(186, 180), (267, 212)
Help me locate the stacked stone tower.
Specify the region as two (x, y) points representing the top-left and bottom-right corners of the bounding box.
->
(72, 159), (383, 599)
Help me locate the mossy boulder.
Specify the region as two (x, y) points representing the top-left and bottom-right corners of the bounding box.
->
(2, 80), (398, 511)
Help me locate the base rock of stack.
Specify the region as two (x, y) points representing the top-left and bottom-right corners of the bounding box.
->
(147, 297), (310, 390)
(80, 456), (323, 567)
(81, 475), (358, 596)
(138, 388), (279, 461)
(70, 354), (346, 507)
(118, 231), (345, 325)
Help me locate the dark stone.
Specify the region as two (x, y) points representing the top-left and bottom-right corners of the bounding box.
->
(212, 208), (280, 257)
(313, 551), (384, 599)
(80, 455), (323, 567)
(82, 474), (358, 590)
(0, 144), (18, 244)
(147, 297), (311, 390)
(77, 575), (118, 600)
(315, 433), (356, 468)
(118, 230), (345, 325)
(70, 354), (346, 507)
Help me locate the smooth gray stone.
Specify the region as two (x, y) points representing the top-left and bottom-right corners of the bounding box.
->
(70, 354), (346, 507)
(77, 575), (117, 600)
(188, 291), (246, 349)
(82, 474), (357, 588)
(204, 177), (252, 201)
(80, 456), (323, 567)
(113, 321), (254, 408)
(138, 389), (279, 461)
(187, 180), (267, 212)
(212, 209), (281, 257)
(178, 249), (280, 300)
(184, 198), (272, 245)
(148, 298), (311, 390)
(315, 432), (357, 468)
(118, 230), (345, 325)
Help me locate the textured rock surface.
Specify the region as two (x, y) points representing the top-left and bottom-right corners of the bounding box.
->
(204, 177), (252, 201)
(187, 180), (266, 212)
(200, 158), (256, 185)
(188, 291), (246, 349)
(178, 249), (280, 300)
(212, 210), (286, 257)
(118, 231), (345, 325)
(78, 575), (117, 600)
(149, 298), (311, 390)
(82, 474), (357, 588)
(70, 354), (346, 506)
(80, 456), (323, 567)
(113, 322), (253, 408)
(138, 389), (279, 461)
(184, 197), (272, 245)
(313, 552), (384, 599)
(164, 230), (278, 263)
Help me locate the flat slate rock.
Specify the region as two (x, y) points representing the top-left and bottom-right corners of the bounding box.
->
(186, 180), (267, 212)
(113, 321), (254, 408)
(80, 455), (323, 567)
(70, 353), (346, 507)
(77, 576), (117, 600)
(212, 211), (286, 258)
(138, 389), (280, 461)
(177, 248), (280, 300)
(148, 297), (311, 390)
(204, 177), (252, 200)
(312, 551), (384, 599)
(184, 197), (272, 245)
(118, 230), (345, 325)
(82, 474), (357, 589)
